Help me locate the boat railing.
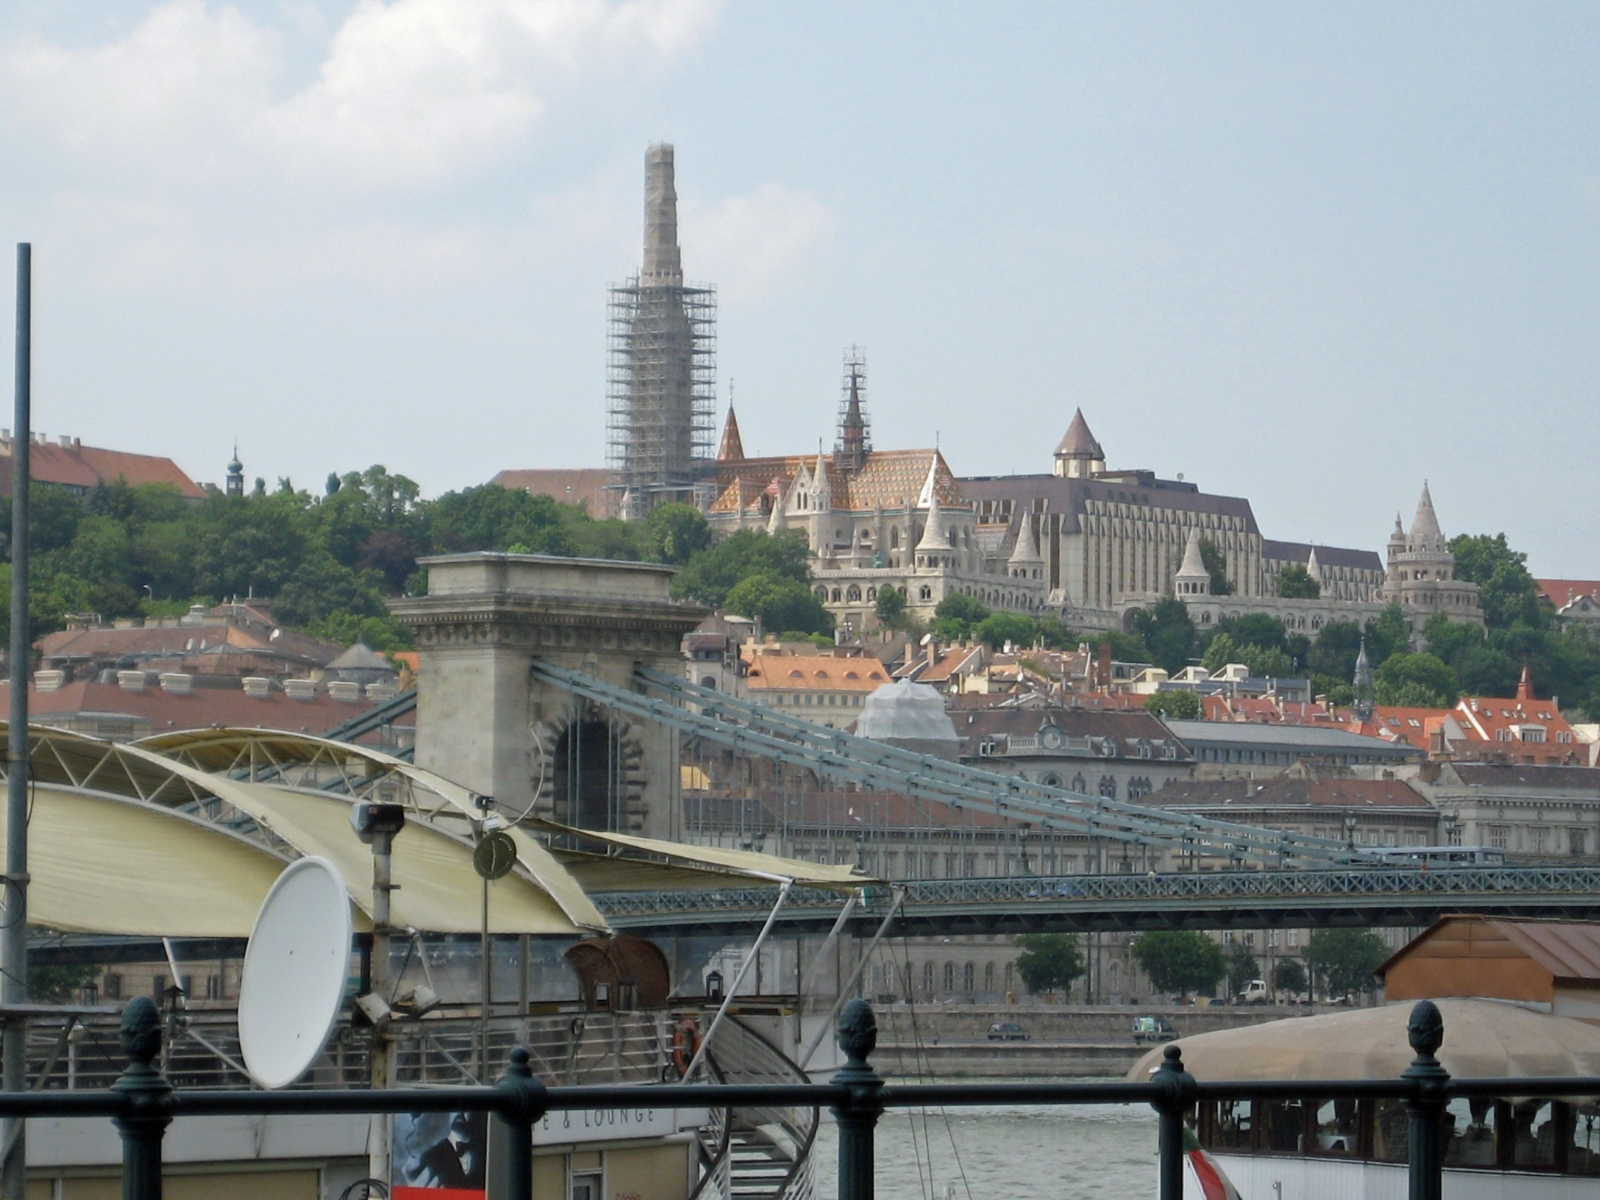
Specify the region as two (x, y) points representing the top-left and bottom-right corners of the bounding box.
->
(7, 997), (1600, 1200)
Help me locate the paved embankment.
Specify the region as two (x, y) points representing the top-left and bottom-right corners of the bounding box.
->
(872, 1004), (1325, 1078)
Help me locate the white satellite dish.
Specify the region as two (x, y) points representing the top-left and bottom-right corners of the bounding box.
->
(238, 856), (353, 1090)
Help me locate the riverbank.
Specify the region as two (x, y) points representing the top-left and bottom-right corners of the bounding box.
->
(871, 1002), (1332, 1077)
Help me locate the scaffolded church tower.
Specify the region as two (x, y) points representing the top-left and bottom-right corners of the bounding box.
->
(606, 144), (717, 519)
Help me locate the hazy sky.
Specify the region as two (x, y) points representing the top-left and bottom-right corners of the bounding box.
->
(0, 2), (1595, 574)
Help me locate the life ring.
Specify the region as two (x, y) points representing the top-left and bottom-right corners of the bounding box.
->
(671, 1017), (701, 1077)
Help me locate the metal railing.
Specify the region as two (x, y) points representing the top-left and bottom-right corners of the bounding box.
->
(10, 996), (1600, 1200)
(594, 864), (1600, 933)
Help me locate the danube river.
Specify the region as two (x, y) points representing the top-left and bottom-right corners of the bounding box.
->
(812, 1089), (1159, 1200)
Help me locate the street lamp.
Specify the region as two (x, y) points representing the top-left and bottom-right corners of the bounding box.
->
(705, 968), (724, 1001)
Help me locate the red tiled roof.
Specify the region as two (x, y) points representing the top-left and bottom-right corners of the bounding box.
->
(1538, 580), (1600, 609)
(705, 449), (963, 515)
(0, 438), (204, 498)
(0, 680), (412, 737)
(745, 653), (890, 692)
(491, 469), (612, 514)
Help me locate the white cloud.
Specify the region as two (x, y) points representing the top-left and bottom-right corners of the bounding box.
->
(3, 0), (719, 192)
(683, 182), (835, 302)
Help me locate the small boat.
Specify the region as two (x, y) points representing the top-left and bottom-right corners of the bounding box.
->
(1129, 998), (1600, 1200)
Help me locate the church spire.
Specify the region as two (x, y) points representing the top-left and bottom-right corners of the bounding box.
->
(1052, 409), (1106, 478)
(1410, 482), (1444, 551)
(717, 406), (744, 462)
(641, 143), (682, 286)
(1353, 637), (1374, 724)
(833, 348), (871, 474)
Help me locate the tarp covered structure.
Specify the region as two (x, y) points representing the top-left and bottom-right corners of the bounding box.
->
(1127, 998), (1600, 1082)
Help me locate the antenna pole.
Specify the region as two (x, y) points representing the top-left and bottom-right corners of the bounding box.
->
(3, 243), (31, 1200)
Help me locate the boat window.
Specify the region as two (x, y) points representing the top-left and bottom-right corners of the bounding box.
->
(1567, 1103), (1600, 1174)
(1201, 1100), (1253, 1151)
(1443, 1097), (1497, 1169)
(1260, 1099), (1306, 1153)
(1512, 1100), (1560, 1170)
(1312, 1099), (1359, 1156)
(1372, 1099), (1408, 1163)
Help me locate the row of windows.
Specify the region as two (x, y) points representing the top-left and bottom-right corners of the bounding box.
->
(866, 960), (1018, 997)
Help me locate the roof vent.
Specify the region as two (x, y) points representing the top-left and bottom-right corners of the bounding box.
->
(327, 681), (361, 703)
(283, 678), (317, 701)
(158, 672), (192, 695)
(365, 683), (397, 703)
(180, 604), (208, 626)
(116, 671), (147, 693)
(33, 670), (64, 693)
(241, 676), (271, 699)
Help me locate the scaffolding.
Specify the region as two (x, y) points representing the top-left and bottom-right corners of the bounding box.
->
(833, 346), (870, 474)
(604, 277), (717, 520)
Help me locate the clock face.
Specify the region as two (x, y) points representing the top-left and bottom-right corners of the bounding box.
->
(1040, 727), (1064, 750)
(473, 830), (519, 880)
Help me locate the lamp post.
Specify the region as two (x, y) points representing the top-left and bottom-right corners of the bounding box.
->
(350, 801), (406, 1188)
(706, 968), (724, 1001)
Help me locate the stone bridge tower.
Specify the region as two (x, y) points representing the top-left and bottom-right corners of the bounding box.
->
(391, 554), (708, 839)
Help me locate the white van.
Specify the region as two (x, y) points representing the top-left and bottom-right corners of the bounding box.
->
(1239, 979), (1269, 1005)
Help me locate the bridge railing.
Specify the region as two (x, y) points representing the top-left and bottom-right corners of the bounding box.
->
(15, 996), (1597, 1200)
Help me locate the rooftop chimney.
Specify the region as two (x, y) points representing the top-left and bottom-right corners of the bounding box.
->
(241, 677), (271, 699)
(33, 670), (63, 693)
(158, 673), (192, 695)
(283, 678), (317, 701)
(116, 671), (147, 693)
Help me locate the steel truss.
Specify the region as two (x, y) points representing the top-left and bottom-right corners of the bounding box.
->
(533, 661), (1380, 867)
(592, 865), (1600, 936)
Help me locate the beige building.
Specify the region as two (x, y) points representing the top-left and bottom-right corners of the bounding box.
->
(741, 649), (892, 728)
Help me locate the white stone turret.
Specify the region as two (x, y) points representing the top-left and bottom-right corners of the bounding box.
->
(1306, 545), (1324, 587)
(1008, 513), (1043, 580)
(1174, 528), (1210, 597)
(915, 475), (949, 567)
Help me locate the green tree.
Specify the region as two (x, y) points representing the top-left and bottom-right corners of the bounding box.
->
(874, 585), (907, 628)
(1197, 538), (1233, 596)
(1132, 930), (1228, 1000)
(27, 962), (100, 1004)
(1364, 603), (1413, 666)
(1097, 631), (1153, 664)
(424, 485), (576, 556)
(1201, 633), (1292, 679)
(1305, 928), (1388, 999)
(1276, 564), (1321, 599)
(974, 611), (1035, 649)
(642, 503), (711, 565)
(1126, 597), (1196, 674)
(673, 529), (811, 609)
(723, 571), (834, 636)
(1373, 651), (1458, 708)
(1226, 943), (1260, 998)
(1216, 612), (1289, 653)
(1308, 620), (1365, 682)
(1032, 614), (1077, 650)
(1144, 690), (1201, 719)
(1273, 958), (1307, 997)
(1450, 532), (1547, 631)
(1014, 933), (1085, 996)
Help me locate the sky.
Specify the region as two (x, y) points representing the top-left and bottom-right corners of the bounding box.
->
(0, 2), (1595, 574)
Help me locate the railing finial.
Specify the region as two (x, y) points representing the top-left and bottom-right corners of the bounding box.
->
(837, 998), (877, 1069)
(119, 996), (161, 1068)
(1407, 999), (1444, 1061)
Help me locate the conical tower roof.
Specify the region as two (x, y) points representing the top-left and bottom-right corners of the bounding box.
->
(1306, 545), (1324, 583)
(717, 407), (744, 462)
(1176, 528), (1208, 580)
(1411, 483), (1444, 547)
(915, 465), (947, 554)
(1055, 409), (1103, 458)
(915, 453), (941, 509)
(1008, 514), (1042, 564)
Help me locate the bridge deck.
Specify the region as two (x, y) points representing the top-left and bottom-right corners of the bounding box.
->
(594, 866), (1600, 935)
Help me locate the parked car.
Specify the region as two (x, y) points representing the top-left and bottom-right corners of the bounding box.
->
(1132, 1015), (1178, 1044)
(987, 1022), (1029, 1041)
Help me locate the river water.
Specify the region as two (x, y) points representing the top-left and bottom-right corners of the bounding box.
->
(811, 1084), (1158, 1200)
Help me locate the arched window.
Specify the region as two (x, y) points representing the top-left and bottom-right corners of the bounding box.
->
(1004, 962), (1014, 995)
(1041, 772), (1063, 789)
(943, 962), (955, 992)
(866, 587), (877, 601)
(963, 962), (975, 993)
(846, 585), (861, 602)
(1099, 776), (1117, 799)
(552, 719), (618, 832)
(1071, 773), (1087, 793)
(890, 527), (901, 549)
(923, 962), (934, 995)
(830, 588), (842, 602)
(700, 676), (718, 690)
(814, 586), (827, 600)
(984, 962), (995, 994)
(919, 586), (932, 601)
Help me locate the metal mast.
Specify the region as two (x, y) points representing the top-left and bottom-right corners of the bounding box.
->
(3, 243), (31, 1200)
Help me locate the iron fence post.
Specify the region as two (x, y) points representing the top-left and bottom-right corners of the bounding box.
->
(494, 1047), (548, 1200)
(1149, 1043), (1196, 1200)
(110, 999), (172, 1200)
(830, 1000), (884, 1200)
(1402, 1000), (1449, 1200)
